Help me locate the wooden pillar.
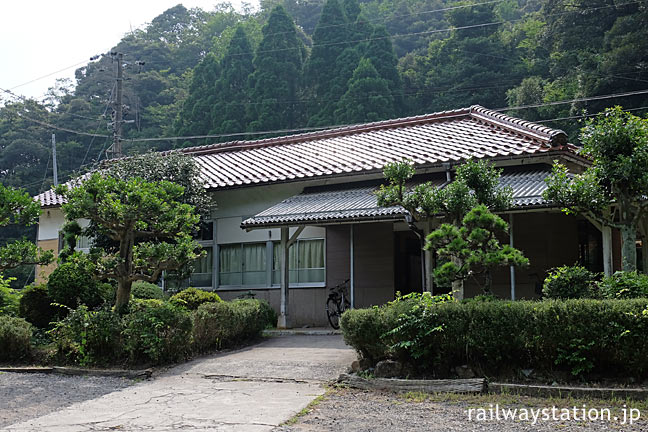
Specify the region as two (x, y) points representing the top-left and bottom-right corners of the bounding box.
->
(423, 221), (434, 293)
(586, 217), (613, 277)
(278, 226), (290, 328)
(278, 225), (305, 329)
(602, 225), (613, 277)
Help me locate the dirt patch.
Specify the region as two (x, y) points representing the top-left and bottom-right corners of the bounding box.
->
(275, 387), (648, 431)
(0, 371), (133, 428)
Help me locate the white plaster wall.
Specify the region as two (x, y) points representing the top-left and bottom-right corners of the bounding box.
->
(217, 217), (325, 244)
(38, 208), (89, 241)
(38, 208), (65, 240)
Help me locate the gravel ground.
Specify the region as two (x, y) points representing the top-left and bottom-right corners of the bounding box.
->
(0, 372), (133, 428)
(275, 388), (648, 432)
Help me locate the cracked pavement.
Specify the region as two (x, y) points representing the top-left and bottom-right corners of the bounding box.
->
(2, 334), (356, 432)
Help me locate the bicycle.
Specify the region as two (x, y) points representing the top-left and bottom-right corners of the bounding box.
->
(326, 279), (351, 329)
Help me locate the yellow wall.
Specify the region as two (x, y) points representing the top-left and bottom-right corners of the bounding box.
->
(35, 238), (59, 284)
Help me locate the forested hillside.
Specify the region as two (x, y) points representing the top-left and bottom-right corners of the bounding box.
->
(1, 0), (647, 285)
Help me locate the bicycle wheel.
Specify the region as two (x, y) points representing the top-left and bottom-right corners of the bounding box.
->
(326, 297), (342, 329)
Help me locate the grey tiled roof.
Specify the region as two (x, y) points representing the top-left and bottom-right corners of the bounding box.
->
(35, 105), (575, 208)
(184, 105), (573, 189)
(241, 169), (553, 228)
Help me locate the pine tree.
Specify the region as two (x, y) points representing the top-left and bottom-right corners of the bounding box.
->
(304, 0), (350, 126)
(335, 58), (395, 124)
(342, 0), (361, 22)
(212, 25), (254, 137)
(364, 25), (404, 113)
(175, 53), (220, 140)
(248, 6), (304, 132)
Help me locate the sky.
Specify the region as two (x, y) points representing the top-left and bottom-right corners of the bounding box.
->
(0, 0), (256, 101)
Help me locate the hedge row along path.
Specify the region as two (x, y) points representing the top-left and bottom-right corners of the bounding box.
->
(3, 334), (356, 431)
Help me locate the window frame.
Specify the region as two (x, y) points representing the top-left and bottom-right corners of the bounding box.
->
(215, 237), (326, 291)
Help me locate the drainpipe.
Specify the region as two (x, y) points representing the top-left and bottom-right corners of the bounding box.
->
(350, 224), (355, 309)
(509, 213), (516, 301)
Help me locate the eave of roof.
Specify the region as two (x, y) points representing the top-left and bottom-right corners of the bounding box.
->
(241, 168), (557, 229)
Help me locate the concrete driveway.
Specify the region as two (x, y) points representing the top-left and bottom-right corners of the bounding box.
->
(4, 334), (356, 432)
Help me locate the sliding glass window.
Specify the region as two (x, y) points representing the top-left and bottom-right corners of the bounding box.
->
(219, 242), (267, 287)
(272, 239), (325, 285)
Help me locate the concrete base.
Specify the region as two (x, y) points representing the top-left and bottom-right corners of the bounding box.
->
(277, 313), (290, 329)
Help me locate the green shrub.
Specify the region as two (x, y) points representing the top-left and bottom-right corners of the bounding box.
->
(169, 287), (222, 310)
(122, 300), (192, 364)
(0, 275), (20, 316)
(341, 297), (648, 379)
(131, 281), (165, 300)
(0, 316), (33, 361)
(542, 265), (598, 299)
(258, 300), (277, 329)
(192, 299), (269, 352)
(50, 305), (123, 366)
(47, 253), (106, 310)
(599, 271), (648, 299)
(19, 284), (56, 328)
(340, 294), (420, 362)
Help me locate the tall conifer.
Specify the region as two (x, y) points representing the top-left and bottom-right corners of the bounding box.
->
(212, 25), (254, 136)
(248, 6), (304, 132)
(335, 58), (395, 124)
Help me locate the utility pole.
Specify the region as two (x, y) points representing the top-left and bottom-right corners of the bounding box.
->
(111, 52), (124, 159)
(51, 133), (58, 186)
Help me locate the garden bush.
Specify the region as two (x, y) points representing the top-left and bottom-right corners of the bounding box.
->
(51, 305), (123, 366)
(599, 271), (648, 299)
(341, 297), (648, 379)
(0, 275), (20, 316)
(542, 265), (598, 299)
(169, 287), (222, 310)
(19, 284), (56, 328)
(0, 316), (33, 361)
(121, 299), (192, 364)
(192, 299), (272, 352)
(131, 281), (165, 300)
(47, 253), (107, 310)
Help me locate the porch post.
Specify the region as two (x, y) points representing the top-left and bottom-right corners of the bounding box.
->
(602, 225), (613, 277)
(350, 224), (355, 308)
(278, 226), (290, 328)
(423, 221), (434, 293)
(509, 213), (516, 301)
(585, 217), (613, 277)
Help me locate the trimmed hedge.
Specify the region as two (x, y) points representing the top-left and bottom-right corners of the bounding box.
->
(47, 253), (110, 310)
(341, 296), (648, 379)
(131, 281), (166, 300)
(599, 272), (648, 299)
(542, 265), (598, 299)
(122, 300), (193, 365)
(19, 284), (56, 328)
(192, 299), (274, 352)
(169, 287), (222, 310)
(51, 305), (123, 366)
(0, 316), (33, 361)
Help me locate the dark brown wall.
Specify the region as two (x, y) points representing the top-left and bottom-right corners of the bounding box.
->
(326, 225), (351, 288)
(354, 223), (396, 307)
(464, 211), (581, 299)
(217, 287), (329, 327)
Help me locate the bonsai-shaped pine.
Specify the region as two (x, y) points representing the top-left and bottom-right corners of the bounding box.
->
(376, 158), (512, 295)
(0, 184), (53, 272)
(543, 107), (648, 271)
(56, 173), (203, 311)
(426, 204), (528, 294)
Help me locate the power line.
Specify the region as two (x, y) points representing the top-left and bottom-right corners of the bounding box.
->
(8, 60), (90, 91)
(534, 106), (648, 124)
